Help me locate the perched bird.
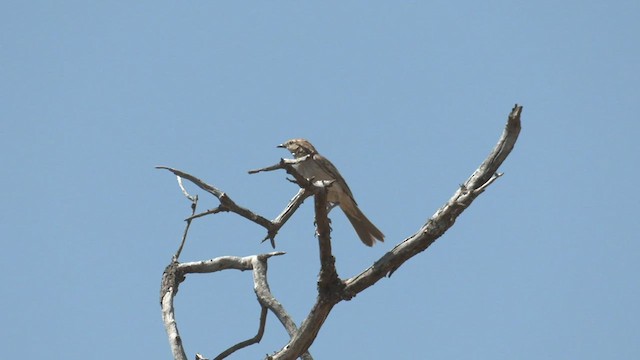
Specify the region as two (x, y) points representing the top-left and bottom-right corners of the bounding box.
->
(278, 138), (384, 246)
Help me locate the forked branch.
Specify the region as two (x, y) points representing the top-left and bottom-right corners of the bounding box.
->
(159, 104), (523, 360)
(155, 165), (311, 247)
(160, 252), (288, 360)
(267, 104), (522, 359)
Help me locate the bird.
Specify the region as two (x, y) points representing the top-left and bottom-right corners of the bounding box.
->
(278, 138), (384, 246)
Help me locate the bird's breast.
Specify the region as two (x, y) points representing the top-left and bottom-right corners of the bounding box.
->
(293, 160), (345, 203)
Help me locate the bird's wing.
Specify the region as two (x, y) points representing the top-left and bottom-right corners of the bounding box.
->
(312, 153), (358, 205)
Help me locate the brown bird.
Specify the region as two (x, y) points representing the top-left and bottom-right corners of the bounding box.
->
(278, 138), (384, 246)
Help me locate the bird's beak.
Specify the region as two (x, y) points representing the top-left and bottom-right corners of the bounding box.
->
(276, 144), (285, 148)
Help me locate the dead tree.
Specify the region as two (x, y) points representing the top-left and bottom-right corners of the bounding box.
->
(158, 105), (523, 360)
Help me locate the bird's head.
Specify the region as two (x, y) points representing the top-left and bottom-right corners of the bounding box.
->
(277, 138), (318, 158)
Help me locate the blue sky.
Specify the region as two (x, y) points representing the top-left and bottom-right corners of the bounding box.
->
(2, 1), (638, 359)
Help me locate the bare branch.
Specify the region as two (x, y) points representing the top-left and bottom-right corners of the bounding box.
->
(250, 254), (315, 360)
(468, 105), (522, 190)
(161, 252), (290, 360)
(344, 104), (523, 294)
(160, 188), (200, 359)
(161, 261), (187, 360)
(160, 105), (523, 360)
(251, 254), (299, 336)
(314, 184), (340, 292)
(157, 165), (317, 248)
(247, 162), (282, 174)
(248, 156), (309, 174)
(185, 205), (226, 221)
(249, 156), (314, 190)
(267, 188), (312, 241)
(269, 183), (341, 360)
(174, 193), (198, 261)
(214, 305), (268, 360)
(177, 176), (197, 202)
(471, 172), (503, 195)
(161, 289), (188, 360)
(156, 166), (274, 230)
(178, 252), (284, 274)
(259, 188), (313, 248)
(248, 156), (327, 246)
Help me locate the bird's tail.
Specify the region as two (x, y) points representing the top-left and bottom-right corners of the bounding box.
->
(341, 201), (385, 246)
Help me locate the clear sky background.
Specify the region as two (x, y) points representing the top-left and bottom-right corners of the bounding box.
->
(2, 1), (638, 359)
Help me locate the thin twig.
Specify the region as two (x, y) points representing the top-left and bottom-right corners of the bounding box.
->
(177, 176), (197, 202)
(174, 182), (198, 261)
(156, 166), (276, 246)
(263, 188), (312, 245)
(214, 305), (268, 360)
(157, 164), (319, 248)
(185, 205), (226, 221)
